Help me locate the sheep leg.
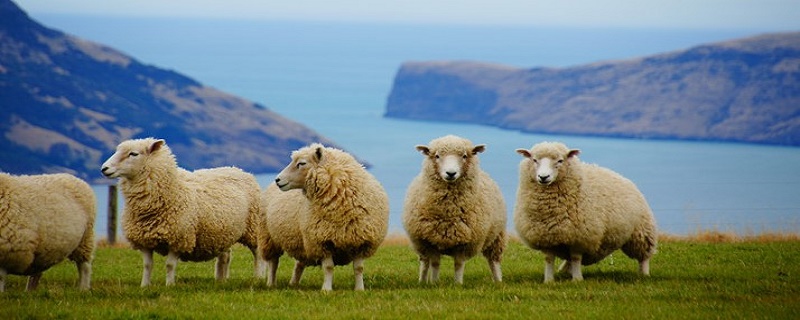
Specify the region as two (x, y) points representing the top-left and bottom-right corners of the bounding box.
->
(429, 254), (441, 283)
(321, 256), (334, 291)
(557, 260), (570, 273)
(453, 255), (466, 284)
(215, 249), (231, 281)
(265, 258), (279, 287)
(543, 251), (556, 283)
(290, 260), (305, 286)
(487, 258), (502, 283)
(252, 247), (264, 279)
(76, 260), (92, 290)
(140, 249), (154, 287)
(483, 230), (505, 283)
(639, 257), (651, 276)
(418, 256), (430, 283)
(0, 268), (6, 292)
(353, 257), (365, 291)
(165, 251), (179, 286)
(569, 253), (583, 281)
(26, 273), (42, 291)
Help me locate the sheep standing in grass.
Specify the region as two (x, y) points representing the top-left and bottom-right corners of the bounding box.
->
(101, 138), (260, 286)
(262, 143), (389, 291)
(514, 141), (657, 283)
(0, 173), (95, 292)
(402, 135), (507, 284)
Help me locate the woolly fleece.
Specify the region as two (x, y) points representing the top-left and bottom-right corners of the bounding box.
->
(0, 173), (95, 291)
(514, 141), (657, 282)
(262, 143), (389, 290)
(402, 135), (507, 284)
(101, 138), (260, 285)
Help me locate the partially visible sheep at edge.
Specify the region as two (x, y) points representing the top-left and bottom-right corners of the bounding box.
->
(0, 173), (95, 292)
(259, 143), (389, 291)
(514, 141), (657, 283)
(402, 135), (507, 284)
(101, 138), (260, 286)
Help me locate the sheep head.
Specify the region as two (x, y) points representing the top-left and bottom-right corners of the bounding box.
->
(417, 135), (485, 183)
(275, 143), (324, 191)
(101, 138), (168, 179)
(516, 142), (580, 186)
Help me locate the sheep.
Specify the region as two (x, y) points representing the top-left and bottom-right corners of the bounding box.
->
(262, 143), (389, 291)
(402, 135), (507, 284)
(0, 173), (95, 292)
(101, 138), (261, 286)
(513, 141), (657, 283)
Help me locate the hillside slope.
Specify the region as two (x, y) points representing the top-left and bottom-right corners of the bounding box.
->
(386, 32), (800, 146)
(0, 0), (335, 181)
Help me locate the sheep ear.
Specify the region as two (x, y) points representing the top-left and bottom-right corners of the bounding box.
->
(568, 149), (581, 158)
(149, 139), (165, 153)
(314, 146), (324, 161)
(416, 145), (430, 156)
(516, 148), (532, 158)
(472, 144), (486, 154)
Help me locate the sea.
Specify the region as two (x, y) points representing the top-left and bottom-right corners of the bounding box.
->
(29, 14), (800, 236)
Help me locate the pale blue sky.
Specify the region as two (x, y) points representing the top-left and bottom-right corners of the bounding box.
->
(14, 0), (800, 30)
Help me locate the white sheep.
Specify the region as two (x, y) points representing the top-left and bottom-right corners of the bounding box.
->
(0, 173), (95, 292)
(261, 143), (389, 291)
(402, 135), (507, 284)
(514, 141), (657, 282)
(101, 138), (261, 286)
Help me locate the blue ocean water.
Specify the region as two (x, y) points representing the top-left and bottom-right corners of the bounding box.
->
(33, 15), (800, 236)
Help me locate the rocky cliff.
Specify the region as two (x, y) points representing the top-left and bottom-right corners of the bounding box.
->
(0, 0), (336, 182)
(385, 32), (800, 146)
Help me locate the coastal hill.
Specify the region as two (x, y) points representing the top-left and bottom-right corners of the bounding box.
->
(385, 32), (800, 146)
(0, 0), (336, 182)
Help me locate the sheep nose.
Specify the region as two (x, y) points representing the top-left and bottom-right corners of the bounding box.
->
(274, 178), (281, 183)
(445, 171), (457, 179)
(101, 167), (109, 173)
(538, 175), (550, 182)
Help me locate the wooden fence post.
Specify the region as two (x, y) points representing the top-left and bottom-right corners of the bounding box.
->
(107, 184), (118, 245)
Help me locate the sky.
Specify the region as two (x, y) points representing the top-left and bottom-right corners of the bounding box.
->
(13, 0), (800, 30)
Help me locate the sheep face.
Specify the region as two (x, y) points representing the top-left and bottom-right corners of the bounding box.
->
(275, 144), (322, 191)
(516, 142), (580, 186)
(101, 139), (165, 179)
(417, 136), (485, 183)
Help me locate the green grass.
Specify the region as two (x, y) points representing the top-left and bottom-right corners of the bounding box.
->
(2, 239), (799, 319)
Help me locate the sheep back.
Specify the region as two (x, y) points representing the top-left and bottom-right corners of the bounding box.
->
(180, 167), (260, 261)
(0, 173), (95, 275)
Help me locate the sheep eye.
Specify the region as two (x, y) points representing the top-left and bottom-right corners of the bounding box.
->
(434, 155), (440, 159)
(462, 154), (468, 159)
(128, 152), (139, 157)
(296, 161), (306, 168)
(557, 159), (564, 164)
(532, 159), (538, 164)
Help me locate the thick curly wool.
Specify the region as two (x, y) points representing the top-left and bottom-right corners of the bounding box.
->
(102, 138), (260, 286)
(0, 173), (95, 292)
(258, 185), (308, 267)
(514, 141), (657, 282)
(402, 135), (506, 284)
(262, 143), (389, 291)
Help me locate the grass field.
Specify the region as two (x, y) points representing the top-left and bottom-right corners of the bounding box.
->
(2, 235), (798, 319)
